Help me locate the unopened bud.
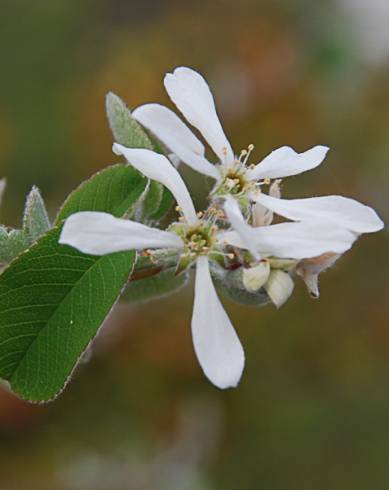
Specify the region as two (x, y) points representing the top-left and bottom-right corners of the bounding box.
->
(264, 270), (294, 308)
(242, 261), (270, 293)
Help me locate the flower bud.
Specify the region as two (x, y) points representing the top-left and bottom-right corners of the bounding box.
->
(210, 264), (270, 307)
(242, 261), (270, 293)
(264, 270), (294, 308)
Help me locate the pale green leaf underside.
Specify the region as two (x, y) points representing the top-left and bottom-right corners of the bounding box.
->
(122, 268), (188, 304)
(105, 92), (174, 222)
(105, 92), (153, 150)
(0, 228), (30, 265)
(23, 186), (51, 242)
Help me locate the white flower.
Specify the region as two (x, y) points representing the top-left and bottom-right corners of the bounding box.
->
(131, 66), (383, 235)
(60, 148), (357, 389)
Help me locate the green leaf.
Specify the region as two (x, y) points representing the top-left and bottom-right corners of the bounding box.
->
(55, 164), (146, 224)
(105, 92), (174, 222)
(105, 92), (153, 149)
(148, 187), (174, 222)
(0, 228), (30, 266)
(142, 180), (163, 219)
(0, 227), (135, 402)
(23, 186), (51, 242)
(0, 164), (148, 402)
(122, 267), (188, 304)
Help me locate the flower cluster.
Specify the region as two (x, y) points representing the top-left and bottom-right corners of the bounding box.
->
(60, 67), (383, 389)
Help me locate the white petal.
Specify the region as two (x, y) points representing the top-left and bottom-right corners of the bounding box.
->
(296, 252), (340, 298)
(59, 212), (183, 255)
(113, 145), (197, 224)
(252, 202), (273, 227)
(252, 193), (384, 234)
(132, 104), (220, 180)
(223, 196), (260, 259)
(220, 221), (356, 259)
(264, 270), (294, 308)
(164, 67), (234, 165)
(247, 145), (329, 181)
(191, 256), (245, 389)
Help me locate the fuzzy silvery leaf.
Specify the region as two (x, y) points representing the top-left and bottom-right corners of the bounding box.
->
(0, 227), (30, 266)
(106, 93), (174, 223)
(106, 92), (153, 150)
(23, 186), (50, 242)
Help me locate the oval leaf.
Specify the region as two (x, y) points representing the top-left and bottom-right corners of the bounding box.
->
(0, 164), (148, 402)
(0, 228), (135, 402)
(56, 164), (147, 224)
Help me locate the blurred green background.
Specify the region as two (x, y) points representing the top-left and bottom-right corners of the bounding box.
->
(0, 1), (388, 489)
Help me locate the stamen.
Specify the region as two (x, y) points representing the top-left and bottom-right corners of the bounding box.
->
(238, 149), (248, 163)
(211, 250), (236, 259)
(242, 143), (255, 166)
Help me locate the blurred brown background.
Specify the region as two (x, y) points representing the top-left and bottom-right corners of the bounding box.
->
(0, 1), (388, 489)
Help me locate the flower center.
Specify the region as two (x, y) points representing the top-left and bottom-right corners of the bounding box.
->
(169, 220), (216, 258)
(224, 168), (248, 195)
(185, 227), (214, 255)
(213, 144), (256, 198)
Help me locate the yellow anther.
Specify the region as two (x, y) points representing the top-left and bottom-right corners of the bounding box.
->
(228, 253), (235, 259)
(175, 205), (182, 212)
